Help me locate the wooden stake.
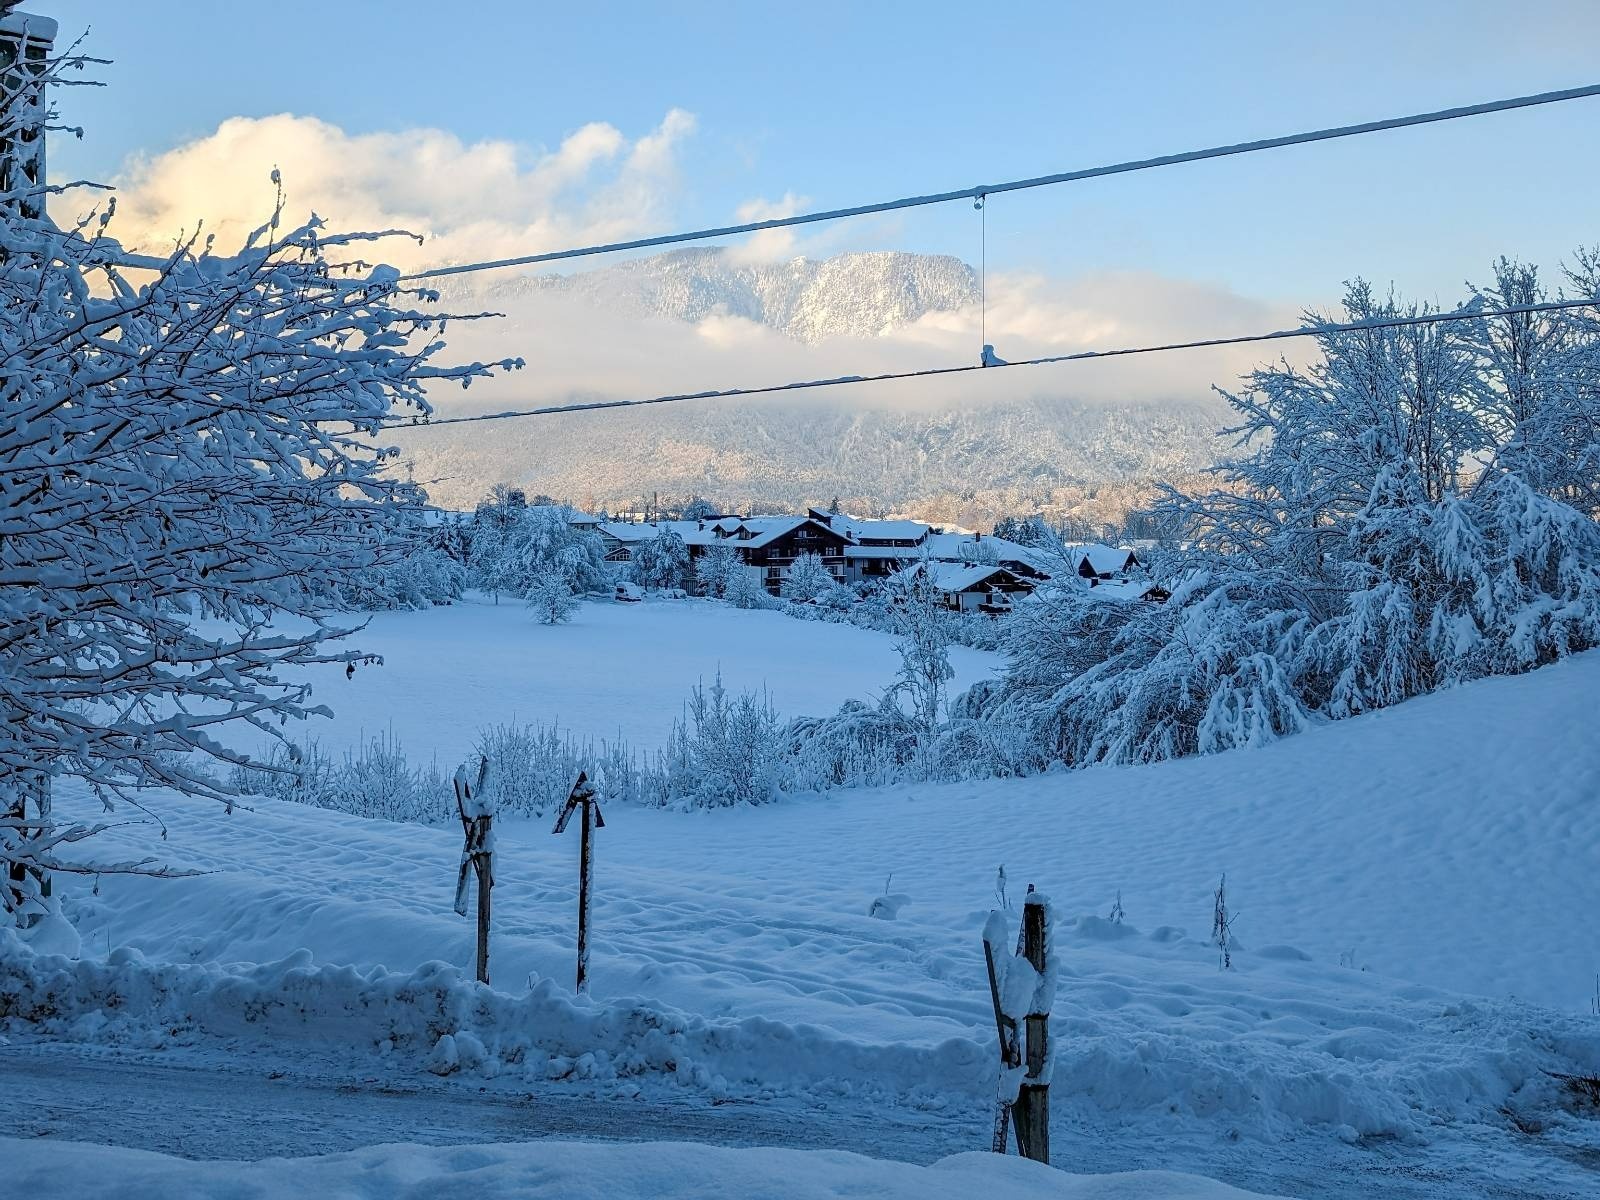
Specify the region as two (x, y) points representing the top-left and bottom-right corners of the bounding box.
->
(554, 771), (605, 994)
(453, 757), (493, 985)
(1016, 894), (1050, 1165)
(983, 934), (1021, 1153)
(5, 774), (51, 928)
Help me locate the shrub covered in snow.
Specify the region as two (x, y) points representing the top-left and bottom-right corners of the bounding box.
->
(230, 734), (453, 825)
(472, 722), (658, 815)
(659, 672), (784, 808)
(526, 573), (580, 624)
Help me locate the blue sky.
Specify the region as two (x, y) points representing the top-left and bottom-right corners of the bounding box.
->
(41, 0), (1599, 307)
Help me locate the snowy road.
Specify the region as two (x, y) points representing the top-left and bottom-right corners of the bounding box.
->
(1, 1040), (978, 1163)
(5, 1039), (1594, 1199)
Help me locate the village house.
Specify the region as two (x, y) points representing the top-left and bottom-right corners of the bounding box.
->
(581, 503), (1146, 603)
(894, 560), (1039, 614)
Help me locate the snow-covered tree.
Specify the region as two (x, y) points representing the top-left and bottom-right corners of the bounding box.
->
(682, 497), (719, 522)
(725, 565), (773, 609)
(628, 526), (689, 590)
(0, 48), (514, 913)
(886, 567), (956, 739)
(781, 552), (837, 603)
(526, 571), (579, 624)
(694, 543), (740, 598)
(474, 504), (607, 601)
(981, 267), (1600, 768)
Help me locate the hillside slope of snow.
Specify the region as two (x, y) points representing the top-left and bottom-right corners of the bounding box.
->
(12, 644), (1600, 1197)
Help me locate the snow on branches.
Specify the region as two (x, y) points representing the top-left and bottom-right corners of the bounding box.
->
(0, 47), (517, 912)
(981, 268), (1600, 769)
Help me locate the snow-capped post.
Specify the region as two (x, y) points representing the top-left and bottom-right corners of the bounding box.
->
(553, 770), (605, 993)
(1018, 891), (1051, 1165)
(981, 885), (1053, 1164)
(453, 757), (494, 985)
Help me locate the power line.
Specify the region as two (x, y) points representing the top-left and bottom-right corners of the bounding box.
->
(382, 296), (1599, 430)
(400, 82), (1600, 283)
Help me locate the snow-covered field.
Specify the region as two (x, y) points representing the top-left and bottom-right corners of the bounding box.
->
(8, 603), (1600, 1198)
(276, 594), (999, 762)
(2, 1136), (1275, 1200)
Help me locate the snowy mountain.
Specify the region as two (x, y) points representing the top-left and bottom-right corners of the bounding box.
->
(459, 248), (981, 343)
(415, 247), (1226, 516)
(390, 395), (1226, 518)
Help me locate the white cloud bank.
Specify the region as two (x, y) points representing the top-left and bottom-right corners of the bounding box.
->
(97, 113), (1301, 414)
(102, 110), (696, 270)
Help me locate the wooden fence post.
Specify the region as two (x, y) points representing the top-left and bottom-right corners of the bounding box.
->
(453, 756), (493, 985)
(1017, 892), (1050, 1165)
(982, 885), (1051, 1165)
(5, 773), (51, 928)
(553, 770), (605, 993)
(983, 930), (1021, 1152)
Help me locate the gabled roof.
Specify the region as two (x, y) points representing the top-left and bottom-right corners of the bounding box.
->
(737, 516), (849, 549)
(597, 521), (657, 544)
(896, 560), (1021, 594)
(1068, 543), (1138, 576)
(922, 532), (1049, 575)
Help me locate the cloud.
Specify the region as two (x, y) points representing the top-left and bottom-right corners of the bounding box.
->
(100, 110), (697, 272)
(426, 264), (1301, 421)
(724, 192), (809, 264)
(94, 109), (1302, 417)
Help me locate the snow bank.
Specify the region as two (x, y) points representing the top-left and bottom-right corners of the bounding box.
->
(0, 932), (986, 1107)
(8, 917), (1594, 1148)
(2, 1135), (1286, 1199)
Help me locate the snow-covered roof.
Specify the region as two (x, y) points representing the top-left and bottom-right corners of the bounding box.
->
(1069, 543), (1137, 576)
(899, 560), (1014, 593)
(0, 13), (58, 40)
(656, 520), (723, 547)
(1087, 577), (1165, 602)
(922, 532), (1047, 573)
(598, 521), (657, 544)
(737, 517), (826, 548)
(523, 503), (602, 528)
(839, 519), (929, 543)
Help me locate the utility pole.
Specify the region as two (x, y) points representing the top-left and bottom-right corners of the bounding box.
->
(2, 8), (55, 920)
(0, 8), (56, 220)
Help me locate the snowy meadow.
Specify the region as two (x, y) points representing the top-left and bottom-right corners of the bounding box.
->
(5, 24), (1600, 1200)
